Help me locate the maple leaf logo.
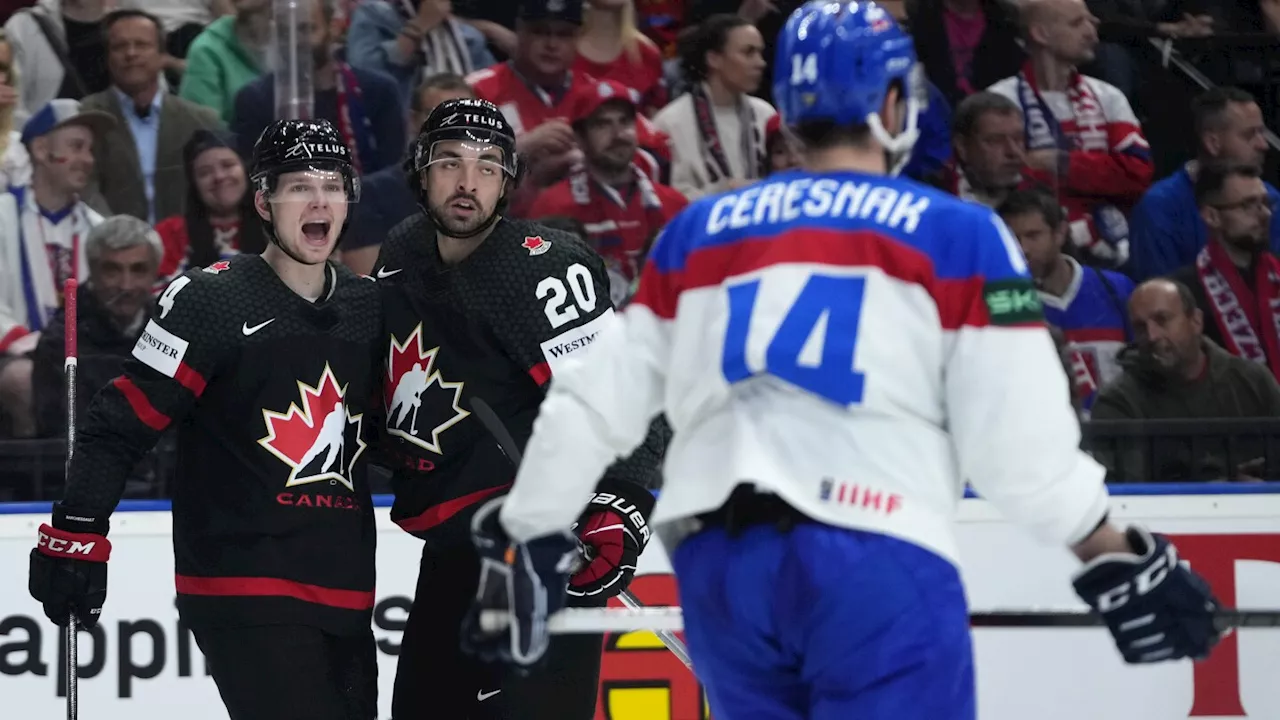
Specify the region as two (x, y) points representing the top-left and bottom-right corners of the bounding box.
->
(522, 235), (551, 256)
(385, 323), (469, 455)
(203, 260), (231, 274)
(259, 363), (366, 490)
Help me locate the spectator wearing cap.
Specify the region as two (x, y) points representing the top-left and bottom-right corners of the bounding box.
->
(0, 98), (112, 437)
(346, 0), (495, 110)
(152, 129), (265, 290)
(533, 77), (686, 301)
(81, 9), (222, 225)
(466, 0), (591, 193)
(575, 0), (667, 114)
(1127, 87), (1280, 281)
(1092, 278), (1280, 483)
(31, 214), (163, 438)
(653, 13), (775, 201)
(234, 0), (405, 176)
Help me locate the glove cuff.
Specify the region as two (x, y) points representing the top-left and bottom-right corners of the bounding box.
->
(583, 478), (655, 550)
(37, 523), (112, 562)
(53, 503), (110, 537)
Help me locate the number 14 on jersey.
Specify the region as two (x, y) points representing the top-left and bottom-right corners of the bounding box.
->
(721, 274), (868, 406)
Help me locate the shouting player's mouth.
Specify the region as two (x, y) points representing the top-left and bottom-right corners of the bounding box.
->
(301, 219), (333, 246)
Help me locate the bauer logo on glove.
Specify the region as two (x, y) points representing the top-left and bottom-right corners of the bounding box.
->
(569, 486), (654, 598)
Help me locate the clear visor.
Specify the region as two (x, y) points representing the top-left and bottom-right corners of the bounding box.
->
(421, 140), (510, 179)
(262, 167), (361, 204)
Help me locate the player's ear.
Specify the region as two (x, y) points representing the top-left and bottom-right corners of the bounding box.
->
(253, 189), (272, 222)
(880, 85), (904, 136)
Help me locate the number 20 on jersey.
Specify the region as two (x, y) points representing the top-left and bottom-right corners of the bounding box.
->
(721, 274), (868, 406)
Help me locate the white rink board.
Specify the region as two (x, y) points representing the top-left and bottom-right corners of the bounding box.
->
(1, 493), (1278, 720)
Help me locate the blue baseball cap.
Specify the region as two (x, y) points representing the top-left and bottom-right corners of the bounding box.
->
(21, 99), (116, 146)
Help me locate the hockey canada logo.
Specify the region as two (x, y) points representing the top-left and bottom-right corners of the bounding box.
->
(258, 364), (366, 490)
(203, 260), (231, 274)
(385, 324), (470, 454)
(522, 236), (551, 256)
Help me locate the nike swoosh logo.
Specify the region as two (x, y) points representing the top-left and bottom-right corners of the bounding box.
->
(477, 689), (501, 702)
(242, 318), (275, 336)
(376, 266), (402, 278)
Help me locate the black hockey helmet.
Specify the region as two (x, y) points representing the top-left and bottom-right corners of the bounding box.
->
(405, 98), (520, 238)
(251, 119), (361, 201)
(250, 119), (360, 256)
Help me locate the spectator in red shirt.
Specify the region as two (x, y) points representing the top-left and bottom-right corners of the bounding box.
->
(534, 77), (685, 301)
(575, 0), (667, 114)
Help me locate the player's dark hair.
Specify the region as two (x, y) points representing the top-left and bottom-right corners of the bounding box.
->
(678, 13), (752, 84)
(182, 129), (267, 267)
(1193, 162), (1261, 207)
(1191, 86), (1258, 140)
(791, 120), (872, 152)
(102, 8), (166, 51)
(952, 92), (1021, 139)
(412, 73), (474, 114)
(997, 188), (1065, 229)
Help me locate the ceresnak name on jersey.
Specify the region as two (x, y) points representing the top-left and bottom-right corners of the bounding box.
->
(132, 319), (190, 377)
(705, 179), (931, 235)
(539, 309), (615, 376)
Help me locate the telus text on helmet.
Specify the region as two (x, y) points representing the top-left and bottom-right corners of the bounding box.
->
(284, 141), (347, 159)
(438, 113), (502, 129)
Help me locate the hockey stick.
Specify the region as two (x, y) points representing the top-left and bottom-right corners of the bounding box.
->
(63, 279), (79, 720)
(468, 398), (694, 668)
(482, 606), (1280, 634)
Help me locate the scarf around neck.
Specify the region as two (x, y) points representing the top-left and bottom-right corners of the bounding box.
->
(1196, 240), (1280, 379)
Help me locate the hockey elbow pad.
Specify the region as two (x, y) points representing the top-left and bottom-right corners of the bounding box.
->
(569, 479), (655, 599)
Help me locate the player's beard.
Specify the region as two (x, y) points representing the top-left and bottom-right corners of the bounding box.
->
(430, 192), (497, 238)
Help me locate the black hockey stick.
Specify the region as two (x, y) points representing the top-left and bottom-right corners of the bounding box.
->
(63, 279), (79, 720)
(970, 609), (1280, 628)
(468, 398), (694, 668)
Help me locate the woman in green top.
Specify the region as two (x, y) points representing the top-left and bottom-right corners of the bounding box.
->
(179, 0), (270, 122)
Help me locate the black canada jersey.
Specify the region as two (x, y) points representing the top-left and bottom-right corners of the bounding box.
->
(375, 214), (666, 544)
(63, 254), (381, 634)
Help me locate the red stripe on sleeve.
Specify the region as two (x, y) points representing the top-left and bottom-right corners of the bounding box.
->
(395, 484), (512, 534)
(529, 362), (551, 386)
(174, 574), (375, 611)
(631, 261), (681, 320)
(112, 376), (172, 431)
(174, 362), (208, 396)
(933, 276), (990, 330)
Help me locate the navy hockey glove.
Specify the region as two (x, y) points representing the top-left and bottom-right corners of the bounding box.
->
(461, 497), (579, 672)
(1072, 526), (1224, 664)
(29, 504), (111, 628)
(569, 486), (654, 598)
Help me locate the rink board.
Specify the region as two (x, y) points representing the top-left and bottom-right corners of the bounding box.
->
(1, 488), (1279, 720)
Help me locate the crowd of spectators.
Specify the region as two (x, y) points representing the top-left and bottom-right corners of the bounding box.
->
(1, 0), (1279, 499)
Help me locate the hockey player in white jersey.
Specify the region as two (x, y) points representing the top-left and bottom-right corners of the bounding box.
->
(458, 2), (1226, 717)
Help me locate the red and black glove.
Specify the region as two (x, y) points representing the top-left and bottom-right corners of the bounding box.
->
(569, 483), (654, 599)
(29, 503), (112, 627)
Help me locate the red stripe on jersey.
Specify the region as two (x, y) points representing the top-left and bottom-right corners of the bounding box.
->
(174, 362), (208, 396)
(112, 376), (171, 431)
(529, 362), (551, 386)
(395, 484), (512, 534)
(1062, 327), (1126, 343)
(640, 228), (999, 330)
(175, 574), (375, 610)
(0, 326), (29, 353)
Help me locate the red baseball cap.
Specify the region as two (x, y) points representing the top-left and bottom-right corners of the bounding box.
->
(568, 79), (641, 125)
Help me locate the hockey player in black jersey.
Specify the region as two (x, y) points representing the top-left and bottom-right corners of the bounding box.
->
(28, 120), (380, 720)
(375, 97), (667, 719)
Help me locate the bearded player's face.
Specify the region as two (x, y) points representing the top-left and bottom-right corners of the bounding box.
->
(257, 169), (350, 264)
(423, 139), (507, 237)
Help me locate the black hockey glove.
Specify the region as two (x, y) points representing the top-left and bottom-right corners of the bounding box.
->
(568, 483), (654, 599)
(1072, 526), (1225, 664)
(29, 504), (111, 628)
(461, 497), (579, 672)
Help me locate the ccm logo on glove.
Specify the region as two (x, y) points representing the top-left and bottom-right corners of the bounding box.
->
(37, 524), (111, 562)
(1094, 543), (1174, 613)
(587, 492), (651, 544)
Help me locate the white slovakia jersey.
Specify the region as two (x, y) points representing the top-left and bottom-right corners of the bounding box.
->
(502, 169), (1110, 567)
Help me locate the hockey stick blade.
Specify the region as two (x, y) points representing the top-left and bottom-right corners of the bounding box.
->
(482, 607), (1280, 634)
